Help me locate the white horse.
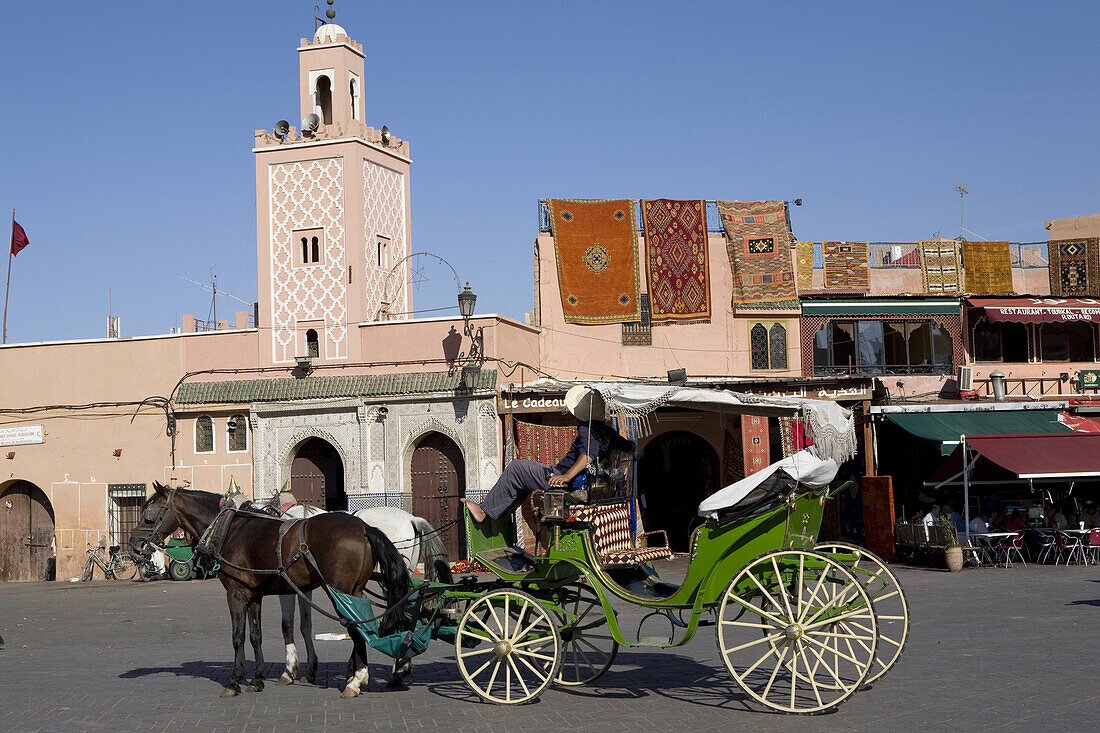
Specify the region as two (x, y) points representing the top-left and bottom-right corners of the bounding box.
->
(273, 501), (453, 686)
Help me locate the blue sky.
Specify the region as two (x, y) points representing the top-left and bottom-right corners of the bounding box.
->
(2, 1), (1098, 344)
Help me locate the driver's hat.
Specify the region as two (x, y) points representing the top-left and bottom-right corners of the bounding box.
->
(565, 385), (606, 422)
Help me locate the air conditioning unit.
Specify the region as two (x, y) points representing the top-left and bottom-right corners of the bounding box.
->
(957, 366), (974, 391)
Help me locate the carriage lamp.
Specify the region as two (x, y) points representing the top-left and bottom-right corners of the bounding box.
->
(113, 448), (123, 457)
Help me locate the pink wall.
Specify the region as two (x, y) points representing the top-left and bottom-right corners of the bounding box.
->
(535, 232), (803, 380)
(1047, 213), (1100, 240)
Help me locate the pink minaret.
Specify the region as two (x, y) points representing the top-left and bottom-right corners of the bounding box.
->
(254, 18), (414, 367)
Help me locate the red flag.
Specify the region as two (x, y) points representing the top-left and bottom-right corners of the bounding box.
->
(11, 220), (29, 256)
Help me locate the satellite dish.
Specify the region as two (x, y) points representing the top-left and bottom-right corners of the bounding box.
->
(302, 113), (320, 132)
(381, 125), (390, 146)
(274, 120), (290, 139)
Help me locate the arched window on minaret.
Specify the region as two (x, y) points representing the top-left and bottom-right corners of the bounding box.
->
(316, 75), (333, 124)
(349, 76), (360, 121)
(311, 236), (320, 263)
(301, 236), (309, 263)
(306, 329), (320, 358)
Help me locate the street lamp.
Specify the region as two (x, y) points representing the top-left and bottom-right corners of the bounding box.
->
(458, 282), (477, 320)
(457, 282), (484, 392)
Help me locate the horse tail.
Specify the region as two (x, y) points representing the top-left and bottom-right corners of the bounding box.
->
(413, 517), (453, 585)
(362, 523), (410, 637)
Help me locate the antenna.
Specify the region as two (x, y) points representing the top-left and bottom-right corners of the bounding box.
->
(955, 184), (969, 236)
(180, 272), (253, 328)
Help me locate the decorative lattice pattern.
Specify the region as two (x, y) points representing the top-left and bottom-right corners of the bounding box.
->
(269, 159), (347, 363)
(800, 313), (963, 377)
(769, 324), (788, 369)
(362, 160), (408, 320)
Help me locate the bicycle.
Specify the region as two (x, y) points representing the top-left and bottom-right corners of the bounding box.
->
(81, 541), (138, 581)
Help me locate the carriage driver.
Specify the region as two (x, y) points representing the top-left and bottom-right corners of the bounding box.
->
(463, 386), (634, 523)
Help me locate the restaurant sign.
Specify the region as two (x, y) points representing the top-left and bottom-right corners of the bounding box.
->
(0, 425), (44, 447)
(1081, 370), (1100, 391)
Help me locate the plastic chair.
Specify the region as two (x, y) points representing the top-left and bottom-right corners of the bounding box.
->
(1088, 529), (1100, 565)
(997, 531), (1027, 568)
(1055, 530), (1087, 565)
(1035, 531), (1057, 564)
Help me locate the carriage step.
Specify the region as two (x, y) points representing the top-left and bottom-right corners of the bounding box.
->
(634, 636), (671, 647)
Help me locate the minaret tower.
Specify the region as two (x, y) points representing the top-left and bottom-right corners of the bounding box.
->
(254, 2), (413, 366)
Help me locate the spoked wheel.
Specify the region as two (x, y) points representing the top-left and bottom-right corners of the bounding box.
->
(111, 554), (138, 581)
(456, 589), (561, 704)
(814, 542), (909, 686)
(717, 549), (878, 714)
(551, 580), (618, 686)
(81, 558), (94, 582)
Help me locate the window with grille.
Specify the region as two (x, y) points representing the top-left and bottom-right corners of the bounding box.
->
(227, 414), (248, 452)
(750, 321), (788, 371)
(814, 319), (953, 375)
(195, 415), (214, 453)
(108, 483), (146, 549)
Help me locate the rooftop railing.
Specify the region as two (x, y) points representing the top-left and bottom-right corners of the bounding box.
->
(536, 201), (1051, 270)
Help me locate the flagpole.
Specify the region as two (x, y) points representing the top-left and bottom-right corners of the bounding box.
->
(3, 208), (13, 344)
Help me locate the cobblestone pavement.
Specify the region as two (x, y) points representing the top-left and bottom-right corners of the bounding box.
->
(2, 558), (1100, 732)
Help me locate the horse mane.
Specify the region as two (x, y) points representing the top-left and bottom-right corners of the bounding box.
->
(412, 518), (453, 584)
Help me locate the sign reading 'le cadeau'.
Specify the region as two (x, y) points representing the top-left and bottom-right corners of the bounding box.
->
(0, 425), (44, 447)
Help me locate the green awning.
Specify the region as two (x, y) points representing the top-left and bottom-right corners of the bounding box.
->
(885, 409), (1073, 455)
(801, 299), (959, 316)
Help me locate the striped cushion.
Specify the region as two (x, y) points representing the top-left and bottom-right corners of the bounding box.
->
(570, 502), (672, 566)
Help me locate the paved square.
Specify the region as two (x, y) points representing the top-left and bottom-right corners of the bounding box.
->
(2, 560), (1099, 732)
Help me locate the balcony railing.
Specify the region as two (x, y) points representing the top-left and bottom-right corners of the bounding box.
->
(973, 376), (1066, 397)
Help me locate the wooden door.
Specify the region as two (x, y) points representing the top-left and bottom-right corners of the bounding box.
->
(291, 450), (326, 509)
(0, 481), (55, 582)
(291, 438), (346, 511)
(411, 433), (466, 559)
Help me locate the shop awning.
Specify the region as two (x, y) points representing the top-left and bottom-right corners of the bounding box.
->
(885, 409), (1073, 455)
(963, 433), (1100, 479)
(967, 297), (1100, 324)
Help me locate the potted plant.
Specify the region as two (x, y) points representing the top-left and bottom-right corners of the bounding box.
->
(938, 516), (963, 571)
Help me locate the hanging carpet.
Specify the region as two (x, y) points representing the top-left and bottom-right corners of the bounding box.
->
(961, 241), (1013, 293)
(1049, 238), (1100, 296)
(717, 200), (797, 307)
(919, 240), (963, 293)
(514, 420), (577, 466)
(822, 242), (870, 290)
(547, 199), (641, 324)
(640, 199), (711, 322)
(741, 414), (771, 477)
(795, 241), (815, 291)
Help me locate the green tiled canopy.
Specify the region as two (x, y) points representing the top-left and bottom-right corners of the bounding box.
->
(176, 370), (497, 405)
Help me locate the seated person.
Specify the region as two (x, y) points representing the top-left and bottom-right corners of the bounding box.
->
(1052, 508), (1068, 530)
(922, 505), (941, 526)
(943, 504), (965, 534)
(1003, 509), (1025, 532)
(464, 386), (634, 524)
(968, 513), (989, 536)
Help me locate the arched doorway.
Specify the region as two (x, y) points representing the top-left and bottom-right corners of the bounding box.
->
(291, 438), (346, 511)
(410, 432), (466, 559)
(638, 431), (719, 552)
(0, 480), (55, 582)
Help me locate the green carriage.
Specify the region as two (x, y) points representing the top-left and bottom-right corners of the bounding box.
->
(433, 384), (909, 713)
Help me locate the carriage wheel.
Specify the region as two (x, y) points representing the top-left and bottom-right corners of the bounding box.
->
(456, 589), (561, 704)
(551, 580), (618, 686)
(814, 542), (909, 686)
(717, 549), (878, 714)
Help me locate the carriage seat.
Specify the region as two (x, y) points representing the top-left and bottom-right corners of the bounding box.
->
(569, 501), (673, 567)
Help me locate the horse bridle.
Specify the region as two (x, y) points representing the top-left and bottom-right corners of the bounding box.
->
(141, 487), (179, 549)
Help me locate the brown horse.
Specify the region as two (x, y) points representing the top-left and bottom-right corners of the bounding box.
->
(134, 482), (408, 698)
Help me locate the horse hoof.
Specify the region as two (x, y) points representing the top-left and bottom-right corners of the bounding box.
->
(301, 674), (316, 685)
(220, 687), (240, 698)
(388, 676), (406, 689)
(246, 682), (263, 693)
(340, 687), (360, 699)
(277, 674), (294, 686)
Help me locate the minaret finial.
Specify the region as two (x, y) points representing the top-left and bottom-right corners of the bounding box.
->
(326, 0), (335, 21)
